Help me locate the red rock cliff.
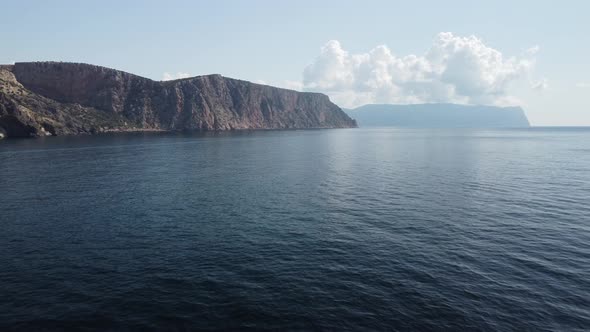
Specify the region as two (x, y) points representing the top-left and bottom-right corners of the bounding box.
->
(0, 62), (356, 138)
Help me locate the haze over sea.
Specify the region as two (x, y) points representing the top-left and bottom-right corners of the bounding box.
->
(1, 128), (589, 331)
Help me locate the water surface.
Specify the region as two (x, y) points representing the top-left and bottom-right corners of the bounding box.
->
(1, 128), (589, 330)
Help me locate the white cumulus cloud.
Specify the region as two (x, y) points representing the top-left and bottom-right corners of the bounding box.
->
(281, 80), (304, 91)
(526, 45), (540, 55)
(531, 78), (549, 91)
(253, 80), (303, 91)
(302, 32), (541, 108)
(162, 72), (191, 81)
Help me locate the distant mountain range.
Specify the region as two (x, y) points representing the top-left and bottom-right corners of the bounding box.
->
(344, 103), (530, 128)
(0, 62), (356, 139)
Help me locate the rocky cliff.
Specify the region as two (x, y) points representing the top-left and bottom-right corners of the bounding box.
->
(0, 62), (356, 138)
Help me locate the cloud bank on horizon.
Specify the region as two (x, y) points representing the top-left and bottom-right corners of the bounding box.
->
(301, 32), (545, 108)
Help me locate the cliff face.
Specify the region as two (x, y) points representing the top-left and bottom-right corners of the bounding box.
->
(0, 62), (356, 138)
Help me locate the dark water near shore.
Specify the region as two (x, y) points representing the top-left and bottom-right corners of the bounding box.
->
(1, 128), (589, 331)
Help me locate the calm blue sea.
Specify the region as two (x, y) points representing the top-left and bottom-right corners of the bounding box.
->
(1, 128), (589, 331)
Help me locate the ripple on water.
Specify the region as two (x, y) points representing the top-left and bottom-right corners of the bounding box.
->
(1, 128), (589, 330)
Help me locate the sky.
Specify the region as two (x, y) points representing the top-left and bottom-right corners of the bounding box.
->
(1, 0), (589, 126)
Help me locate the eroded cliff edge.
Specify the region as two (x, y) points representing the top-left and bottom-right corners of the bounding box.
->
(0, 62), (356, 138)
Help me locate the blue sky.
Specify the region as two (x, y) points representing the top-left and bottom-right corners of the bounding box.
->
(1, 0), (589, 125)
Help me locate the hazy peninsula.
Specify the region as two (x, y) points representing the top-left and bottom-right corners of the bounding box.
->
(345, 103), (530, 128)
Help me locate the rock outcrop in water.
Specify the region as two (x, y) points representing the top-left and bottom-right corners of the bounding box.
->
(0, 62), (356, 138)
(345, 103), (530, 128)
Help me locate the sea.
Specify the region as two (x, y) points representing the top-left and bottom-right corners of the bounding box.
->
(1, 128), (589, 331)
